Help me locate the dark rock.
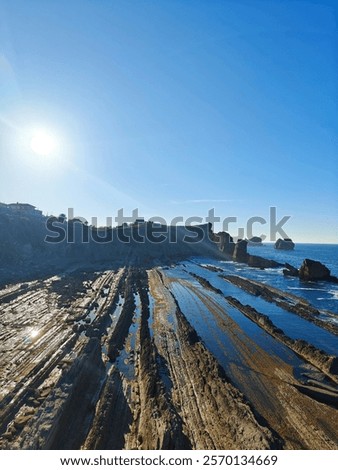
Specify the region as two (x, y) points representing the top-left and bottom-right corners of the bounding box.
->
(232, 240), (280, 269)
(299, 259), (331, 281)
(214, 231), (235, 255)
(275, 238), (295, 250)
(202, 265), (223, 273)
(78, 324), (86, 334)
(248, 237), (263, 246)
(189, 272), (223, 294)
(233, 240), (248, 262)
(87, 328), (101, 338)
(283, 263), (299, 277)
(248, 255), (280, 269)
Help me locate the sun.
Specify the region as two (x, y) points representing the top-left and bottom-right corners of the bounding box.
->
(30, 129), (58, 156)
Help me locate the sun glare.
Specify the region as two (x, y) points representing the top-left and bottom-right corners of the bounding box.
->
(30, 129), (58, 156)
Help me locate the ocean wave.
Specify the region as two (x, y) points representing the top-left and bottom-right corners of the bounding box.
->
(288, 287), (326, 292)
(328, 290), (338, 300)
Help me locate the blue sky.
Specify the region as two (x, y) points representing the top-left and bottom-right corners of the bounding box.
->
(0, 0), (337, 242)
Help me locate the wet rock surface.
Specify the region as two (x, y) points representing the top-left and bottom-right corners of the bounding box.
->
(167, 267), (338, 449)
(0, 263), (337, 449)
(225, 297), (338, 384)
(222, 274), (338, 335)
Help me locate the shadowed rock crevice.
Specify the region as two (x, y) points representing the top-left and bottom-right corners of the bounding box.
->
(84, 369), (133, 450)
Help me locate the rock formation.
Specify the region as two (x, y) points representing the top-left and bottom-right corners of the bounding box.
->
(232, 240), (281, 269)
(225, 296), (338, 382)
(223, 274), (338, 335)
(282, 259), (338, 284)
(283, 263), (299, 277)
(233, 240), (281, 269)
(233, 239), (249, 262)
(275, 238), (295, 250)
(299, 259), (338, 282)
(248, 236), (263, 246)
(214, 231), (235, 255)
(247, 255), (280, 269)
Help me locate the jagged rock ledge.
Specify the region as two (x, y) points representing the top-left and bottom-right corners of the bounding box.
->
(225, 296), (338, 386)
(232, 239), (282, 269)
(189, 272), (223, 295)
(221, 275), (338, 336)
(11, 337), (106, 449)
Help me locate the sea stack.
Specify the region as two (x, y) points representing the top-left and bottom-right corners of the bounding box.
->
(233, 239), (249, 262)
(248, 236), (263, 246)
(214, 231), (235, 255)
(274, 238), (295, 250)
(299, 259), (331, 281)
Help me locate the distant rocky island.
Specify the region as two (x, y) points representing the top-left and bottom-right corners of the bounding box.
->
(275, 238), (295, 250)
(248, 236), (263, 246)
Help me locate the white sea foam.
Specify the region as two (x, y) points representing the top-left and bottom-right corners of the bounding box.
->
(328, 289), (338, 300)
(289, 287), (326, 291)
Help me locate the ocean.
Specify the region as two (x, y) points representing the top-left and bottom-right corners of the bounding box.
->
(243, 243), (338, 315)
(248, 243), (338, 275)
(185, 243), (338, 359)
(194, 243), (338, 318)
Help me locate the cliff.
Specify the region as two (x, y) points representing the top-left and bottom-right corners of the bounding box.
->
(0, 211), (221, 285)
